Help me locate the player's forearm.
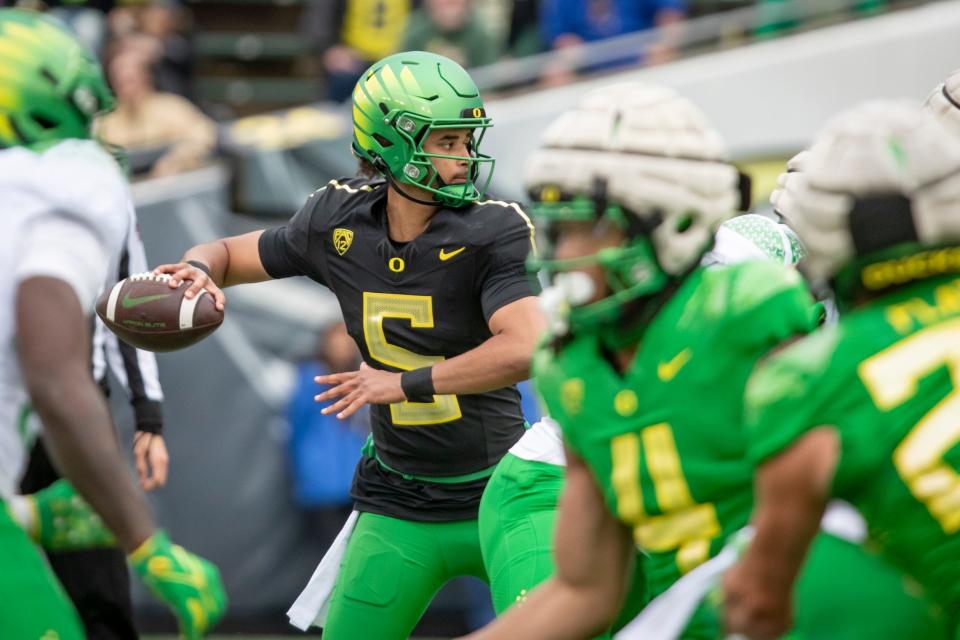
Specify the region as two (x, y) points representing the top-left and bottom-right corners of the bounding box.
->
(182, 240), (231, 285)
(432, 331), (533, 395)
(746, 430), (837, 596)
(464, 577), (616, 640)
(27, 366), (156, 552)
(181, 230), (268, 288)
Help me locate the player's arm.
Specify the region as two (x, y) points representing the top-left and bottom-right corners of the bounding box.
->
(723, 427), (839, 640)
(464, 448), (633, 640)
(433, 295), (545, 393)
(17, 276), (156, 551)
(153, 230), (269, 310)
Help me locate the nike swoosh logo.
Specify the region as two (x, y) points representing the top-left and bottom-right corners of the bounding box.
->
(439, 246), (466, 261)
(657, 348), (692, 382)
(122, 293), (170, 309)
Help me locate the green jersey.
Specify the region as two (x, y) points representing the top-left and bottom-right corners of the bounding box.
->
(534, 261), (817, 597)
(746, 273), (960, 622)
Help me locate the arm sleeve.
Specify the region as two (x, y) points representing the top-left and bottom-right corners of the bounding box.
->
(258, 189), (327, 285)
(479, 206), (540, 322)
(105, 225), (165, 433)
(14, 211), (111, 313)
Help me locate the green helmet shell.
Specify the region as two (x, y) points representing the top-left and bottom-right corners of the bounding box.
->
(351, 51), (494, 207)
(0, 9), (114, 151)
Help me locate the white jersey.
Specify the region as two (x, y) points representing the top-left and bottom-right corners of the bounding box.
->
(0, 140), (131, 498)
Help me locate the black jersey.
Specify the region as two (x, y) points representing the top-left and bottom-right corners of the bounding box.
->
(259, 177), (538, 520)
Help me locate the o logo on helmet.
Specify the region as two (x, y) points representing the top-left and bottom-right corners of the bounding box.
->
(472, 108), (483, 118)
(388, 257), (406, 273)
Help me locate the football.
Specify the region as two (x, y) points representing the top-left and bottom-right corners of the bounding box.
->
(95, 272), (223, 353)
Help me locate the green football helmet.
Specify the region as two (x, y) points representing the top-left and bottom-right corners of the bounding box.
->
(0, 9), (114, 151)
(526, 83), (749, 343)
(351, 50), (494, 207)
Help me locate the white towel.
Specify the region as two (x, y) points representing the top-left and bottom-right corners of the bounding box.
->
(287, 510), (359, 631)
(614, 528), (752, 640)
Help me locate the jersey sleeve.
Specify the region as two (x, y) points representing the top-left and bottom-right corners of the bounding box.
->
(478, 203), (540, 322)
(14, 210), (114, 312)
(744, 327), (840, 466)
(258, 187), (328, 284)
(725, 261), (819, 352)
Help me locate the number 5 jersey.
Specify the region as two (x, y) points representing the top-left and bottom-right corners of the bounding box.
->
(258, 177), (538, 521)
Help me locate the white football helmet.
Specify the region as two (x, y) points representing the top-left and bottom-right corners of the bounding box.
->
(525, 82), (746, 276)
(923, 68), (960, 139)
(771, 100), (960, 284)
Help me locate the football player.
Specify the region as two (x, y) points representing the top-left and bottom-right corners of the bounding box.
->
(474, 213), (805, 630)
(724, 102), (960, 639)
(154, 51), (544, 638)
(0, 9), (225, 639)
(466, 83), (940, 639)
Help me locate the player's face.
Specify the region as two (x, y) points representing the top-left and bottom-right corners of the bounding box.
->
(423, 128), (473, 186)
(553, 220), (625, 304)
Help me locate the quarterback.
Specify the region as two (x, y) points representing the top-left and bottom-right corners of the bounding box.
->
(468, 83), (939, 639)
(724, 102), (960, 639)
(155, 51), (544, 638)
(0, 9), (225, 639)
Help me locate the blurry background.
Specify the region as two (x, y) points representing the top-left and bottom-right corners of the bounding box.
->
(4, 0), (959, 634)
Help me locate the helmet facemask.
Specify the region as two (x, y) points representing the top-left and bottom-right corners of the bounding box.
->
(385, 111), (495, 206)
(528, 184), (671, 343)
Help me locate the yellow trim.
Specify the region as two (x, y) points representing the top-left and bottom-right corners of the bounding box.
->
(479, 199), (538, 256)
(127, 533), (158, 564)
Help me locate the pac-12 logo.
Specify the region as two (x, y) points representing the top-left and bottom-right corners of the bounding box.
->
(333, 228), (354, 256)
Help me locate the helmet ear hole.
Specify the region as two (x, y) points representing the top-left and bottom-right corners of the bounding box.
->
(675, 213), (695, 234)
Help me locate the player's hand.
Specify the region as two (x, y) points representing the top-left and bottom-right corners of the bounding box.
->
(721, 561), (792, 640)
(153, 262), (226, 311)
(9, 479), (116, 551)
(315, 362), (404, 419)
(129, 530), (227, 639)
(134, 431), (169, 492)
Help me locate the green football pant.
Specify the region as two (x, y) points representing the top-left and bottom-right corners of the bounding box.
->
(791, 532), (947, 640)
(685, 532), (947, 639)
(0, 500), (84, 640)
(478, 453), (648, 636)
(322, 511), (488, 640)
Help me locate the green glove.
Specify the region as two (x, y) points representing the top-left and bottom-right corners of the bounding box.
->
(8, 479), (116, 550)
(129, 530), (227, 639)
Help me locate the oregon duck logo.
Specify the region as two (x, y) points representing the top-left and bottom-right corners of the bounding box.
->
(333, 228), (353, 256)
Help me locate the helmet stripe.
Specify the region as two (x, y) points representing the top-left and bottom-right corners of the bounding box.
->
(399, 65), (424, 97)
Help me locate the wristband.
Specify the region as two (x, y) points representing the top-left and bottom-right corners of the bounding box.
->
(401, 367), (435, 402)
(186, 260), (211, 276)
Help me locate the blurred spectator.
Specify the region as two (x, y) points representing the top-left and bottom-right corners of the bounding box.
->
(286, 322), (368, 548)
(401, 0), (500, 68)
(96, 50), (216, 177)
(301, 0), (415, 103)
(42, 0), (113, 56)
(517, 379), (542, 425)
(506, 0), (545, 58)
(131, 1), (194, 98)
(539, 0), (686, 85)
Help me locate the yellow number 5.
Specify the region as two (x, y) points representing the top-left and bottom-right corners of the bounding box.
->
(859, 319), (960, 533)
(362, 292), (462, 426)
